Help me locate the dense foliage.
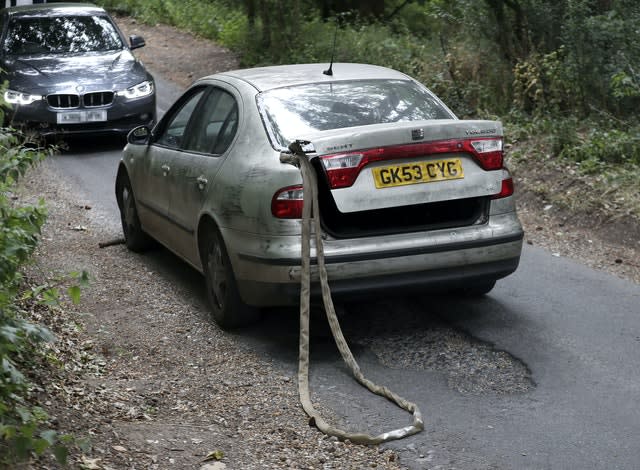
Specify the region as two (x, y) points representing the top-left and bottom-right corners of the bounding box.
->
(100, 0), (639, 118)
(0, 127), (59, 463)
(98, 0), (640, 222)
(0, 122), (87, 463)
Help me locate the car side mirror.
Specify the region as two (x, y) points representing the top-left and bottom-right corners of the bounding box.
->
(127, 125), (151, 145)
(129, 35), (146, 50)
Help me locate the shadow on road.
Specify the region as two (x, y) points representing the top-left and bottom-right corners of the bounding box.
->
(52, 134), (128, 155)
(126, 242), (534, 394)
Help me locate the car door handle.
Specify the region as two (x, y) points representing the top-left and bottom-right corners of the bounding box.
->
(161, 164), (170, 175)
(196, 176), (208, 190)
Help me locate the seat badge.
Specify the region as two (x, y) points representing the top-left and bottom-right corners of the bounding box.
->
(411, 128), (424, 141)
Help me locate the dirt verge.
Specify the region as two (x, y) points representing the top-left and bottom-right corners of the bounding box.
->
(21, 160), (401, 468)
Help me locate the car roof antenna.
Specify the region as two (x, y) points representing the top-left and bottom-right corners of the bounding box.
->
(323, 22), (338, 76)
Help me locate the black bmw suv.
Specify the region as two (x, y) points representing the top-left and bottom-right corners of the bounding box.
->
(0, 3), (156, 137)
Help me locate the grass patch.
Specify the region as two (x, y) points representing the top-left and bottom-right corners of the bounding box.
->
(506, 115), (640, 223)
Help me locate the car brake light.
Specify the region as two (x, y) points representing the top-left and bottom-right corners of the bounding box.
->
(491, 177), (514, 199)
(319, 137), (504, 189)
(468, 138), (503, 171)
(272, 185), (304, 218)
(320, 153), (365, 189)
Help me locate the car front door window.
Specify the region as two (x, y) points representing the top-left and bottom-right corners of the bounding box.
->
(156, 88), (206, 149)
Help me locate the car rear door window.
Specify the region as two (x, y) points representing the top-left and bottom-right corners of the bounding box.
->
(182, 88), (238, 155)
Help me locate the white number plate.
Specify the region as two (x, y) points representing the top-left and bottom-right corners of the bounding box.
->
(56, 110), (107, 124)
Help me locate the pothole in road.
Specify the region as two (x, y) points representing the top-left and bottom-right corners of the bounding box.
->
(344, 299), (534, 395)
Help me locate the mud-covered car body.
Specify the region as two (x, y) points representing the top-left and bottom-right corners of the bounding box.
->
(116, 63), (523, 328)
(0, 3), (155, 137)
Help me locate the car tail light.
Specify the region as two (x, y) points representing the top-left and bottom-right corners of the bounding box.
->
(467, 138), (503, 170)
(272, 185), (304, 218)
(491, 177), (514, 199)
(320, 137), (504, 189)
(319, 153), (364, 189)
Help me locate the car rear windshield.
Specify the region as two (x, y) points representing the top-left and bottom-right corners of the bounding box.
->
(257, 79), (454, 150)
(4, 15), (123, 55)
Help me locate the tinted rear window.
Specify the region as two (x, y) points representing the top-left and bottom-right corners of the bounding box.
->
(257, 79), (454, 149)
(4, 15), (123, 55)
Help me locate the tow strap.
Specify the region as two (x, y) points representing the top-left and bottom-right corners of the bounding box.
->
(280, 141), (424, 444)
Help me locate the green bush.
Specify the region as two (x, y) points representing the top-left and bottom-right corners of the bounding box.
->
(559, 127), (640, 172)
(0, 125), (88, 464)
(0, 128), (63, 464)
(97, 0), (640, 174)
(97, 0), (510, 116)
(97, 0), (240, 41)
(550, 118), (581, 157)
(512, 48), (578, 116)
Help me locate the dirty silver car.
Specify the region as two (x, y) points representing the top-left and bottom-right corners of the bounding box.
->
(116, 63), (523, 328)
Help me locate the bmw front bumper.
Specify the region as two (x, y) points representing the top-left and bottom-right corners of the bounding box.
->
(6, 93), (156, 137)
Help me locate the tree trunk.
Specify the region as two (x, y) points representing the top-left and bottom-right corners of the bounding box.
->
(484, 0), (530, 64)
(260, 0), (271, 49)
(358, 0), (384, 18)
(246, 0), (256, 28)
(320, 0), (385, 19)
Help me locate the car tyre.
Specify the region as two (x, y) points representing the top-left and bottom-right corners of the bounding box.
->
(458, 280), (496, 297)
(117, 173), (153, 252)
(202, 228), (259, 329)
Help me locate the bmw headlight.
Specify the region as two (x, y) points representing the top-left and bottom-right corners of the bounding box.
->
(4, 89), (43, 105)
(117, 80), (154, 100)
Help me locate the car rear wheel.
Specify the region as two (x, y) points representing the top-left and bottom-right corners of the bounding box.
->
(117, 174), (153, 252)
(203, 229), (259, 329)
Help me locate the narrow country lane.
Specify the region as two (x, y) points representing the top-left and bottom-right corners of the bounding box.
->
(39, 60), (640, 470)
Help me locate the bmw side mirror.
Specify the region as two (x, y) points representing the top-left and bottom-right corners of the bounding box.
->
(129, 35), (146, 50)
(127, 125), (151, 145)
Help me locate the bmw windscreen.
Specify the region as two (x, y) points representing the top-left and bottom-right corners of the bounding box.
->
(3, 14), (123, 56)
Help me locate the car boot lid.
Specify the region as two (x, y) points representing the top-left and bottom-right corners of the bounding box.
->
(289, 119), (507, 213)
(296, 119), (502, 157)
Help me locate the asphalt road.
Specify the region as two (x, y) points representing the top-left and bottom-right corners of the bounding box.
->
(50, 78), (640, 470)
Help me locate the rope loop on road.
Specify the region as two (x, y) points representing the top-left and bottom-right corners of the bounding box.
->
(280, 140), (424, 445)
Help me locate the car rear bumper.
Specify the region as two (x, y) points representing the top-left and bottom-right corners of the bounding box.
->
(223, 212), (524, 306)
(238, 255), (521, 306)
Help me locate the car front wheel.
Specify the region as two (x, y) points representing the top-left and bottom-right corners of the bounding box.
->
(117, 173), (153, 252)
(202, 229), (259, 329)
